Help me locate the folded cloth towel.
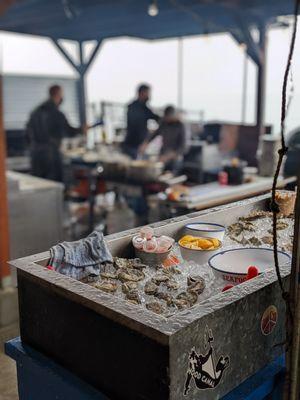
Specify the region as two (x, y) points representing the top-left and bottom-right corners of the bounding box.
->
(49, 230), (113, 281)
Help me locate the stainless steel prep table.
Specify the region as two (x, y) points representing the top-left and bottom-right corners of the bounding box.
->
(159, 176), (295, 211)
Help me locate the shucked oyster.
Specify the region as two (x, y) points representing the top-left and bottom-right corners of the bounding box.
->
(164, 279), (179, 291)
(262, 236), (273, 245)
(240, 211), (271, 221)
(144, 281), (159, 295)
(268, 221), (289, 232)
(146, 301), (166, 315)
(267, 222), (290, 243)
(174, 291), (198, 309)
(114, 257), (129, 269)
(100, 263), (118, 280)
(242, 221), (255, 231)
(284, 243), (293, 252)
(94, 280), (118, 293)
(228, 222), (244, 237)
(155, 291), (174, 306)
(126, 289), (142, 305)
(122, 281), (138, 294)
(118, 268), (145, 282)
(228, 220), (254, 238)
(248, 237), (262, 246)
(158, 265), (181, 276)
(187, 275), (205, 295)
(152, 273), (170, 285)
(100, 271), (118, 280)
(130, 258), (148, 270)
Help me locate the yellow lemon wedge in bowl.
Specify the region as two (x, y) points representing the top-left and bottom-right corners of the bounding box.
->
(178, 235), (222, 265)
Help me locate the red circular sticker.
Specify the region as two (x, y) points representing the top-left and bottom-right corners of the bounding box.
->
(261, 305), (278, 336)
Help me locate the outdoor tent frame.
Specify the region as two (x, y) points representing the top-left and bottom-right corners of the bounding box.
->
(0, 0), (298, 285)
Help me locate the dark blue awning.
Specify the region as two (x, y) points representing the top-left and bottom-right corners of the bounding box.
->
(0, 0), (296, 42)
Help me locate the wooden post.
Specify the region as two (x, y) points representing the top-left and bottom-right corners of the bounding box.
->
(287, 177), (300, 399)
(0, 75), (11, 288)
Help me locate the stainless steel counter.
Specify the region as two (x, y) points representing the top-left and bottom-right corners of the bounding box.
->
(7, 171), (64, 261)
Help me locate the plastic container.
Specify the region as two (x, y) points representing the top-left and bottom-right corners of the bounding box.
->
(275, 190), (296, 217)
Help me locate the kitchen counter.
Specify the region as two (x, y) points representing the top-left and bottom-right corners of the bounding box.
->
(161, 175), (295, 210)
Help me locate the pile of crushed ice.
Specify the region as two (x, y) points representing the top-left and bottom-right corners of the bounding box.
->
(91, 212), (294, 317)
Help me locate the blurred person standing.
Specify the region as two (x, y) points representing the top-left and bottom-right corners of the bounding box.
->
(140, 105), (187, 174)
(122, 83), (159, 159)
(26, 85), (86, 182)
(284, 128), (300, 186)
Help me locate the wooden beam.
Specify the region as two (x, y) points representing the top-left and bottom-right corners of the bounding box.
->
(0, 75), (11, 287)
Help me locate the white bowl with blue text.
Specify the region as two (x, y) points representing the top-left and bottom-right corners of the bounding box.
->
(208, 247), (291, 285)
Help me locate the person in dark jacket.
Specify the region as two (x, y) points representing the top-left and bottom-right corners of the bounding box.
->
(284, 129), (300, 182)
(26, 85), (84, 182)
(140, 105), (187, 174)
(122, 84), (159, 159)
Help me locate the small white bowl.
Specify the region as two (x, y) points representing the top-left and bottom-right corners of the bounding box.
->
(185, 223), (226, 241)
(179, 240), (222, 265)
(209, 247), (291, 285)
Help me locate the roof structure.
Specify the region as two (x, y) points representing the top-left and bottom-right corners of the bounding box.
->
(0, 0), (295, 42)
(0, 0), (297, 284)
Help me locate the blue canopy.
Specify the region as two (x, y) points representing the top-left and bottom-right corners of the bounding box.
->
(0, 0), (295, 126)
(0, 0), (296, 42)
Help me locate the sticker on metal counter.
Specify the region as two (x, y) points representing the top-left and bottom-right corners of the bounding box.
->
(183, 326), (230, 396)
(261, 305), (278, 336)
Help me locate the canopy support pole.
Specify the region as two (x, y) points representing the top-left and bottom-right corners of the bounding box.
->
(256, 22), (267, 135)
(177, 37), (183, 111)
(0, 75), (11, 289)
(230, 21), (268, 135)
(52, 39), (103, 126)
(78, 42), (87, 126)
(241, 45), (248, 124)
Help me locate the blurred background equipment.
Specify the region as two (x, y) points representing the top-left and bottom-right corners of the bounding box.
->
(0, 0), (297, 249)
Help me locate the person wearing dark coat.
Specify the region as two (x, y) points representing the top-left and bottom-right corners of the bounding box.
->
(140, 105), (187, 174)
(284, 129), (300, 180)
(26, 85), (85, 182)
(122, 84), (159, 159)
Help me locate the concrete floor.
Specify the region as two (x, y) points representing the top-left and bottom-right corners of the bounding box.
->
(0, 352), (18, 400)
(0, 324), (19, 400)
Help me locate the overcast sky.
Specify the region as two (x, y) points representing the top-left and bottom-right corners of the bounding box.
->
(0, 25), (299, 135)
